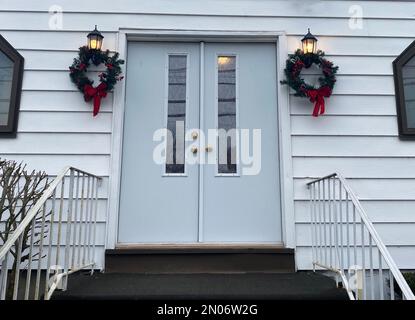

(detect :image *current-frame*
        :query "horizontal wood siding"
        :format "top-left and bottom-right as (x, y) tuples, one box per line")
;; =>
(0, 0), (414, 269)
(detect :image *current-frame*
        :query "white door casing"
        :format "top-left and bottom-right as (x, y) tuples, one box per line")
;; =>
(107, 30), (294, 249)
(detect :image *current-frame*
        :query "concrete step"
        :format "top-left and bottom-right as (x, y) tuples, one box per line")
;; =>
(52, 272), (348, 300)
(105, 247), (296, 273)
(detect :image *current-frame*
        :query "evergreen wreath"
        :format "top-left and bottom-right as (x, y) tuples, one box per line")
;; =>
(281, 49), (338, 117)
(69, 46), (124, 116)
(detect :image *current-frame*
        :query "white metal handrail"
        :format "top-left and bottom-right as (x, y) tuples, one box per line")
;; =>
(0, 166), (102, 300)
(307, 173), (415, 300)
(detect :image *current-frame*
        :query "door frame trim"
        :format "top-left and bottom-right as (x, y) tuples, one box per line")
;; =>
(106, 28), (295, 250)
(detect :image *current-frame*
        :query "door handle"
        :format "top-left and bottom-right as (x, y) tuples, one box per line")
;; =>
(191, 146), (198, 154)
(205, 145), (213, 152)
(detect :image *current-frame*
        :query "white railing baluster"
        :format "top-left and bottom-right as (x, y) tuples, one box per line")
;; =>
(353, 206), (357, 275)
(361, 217), (366, 300)
(92, 177), (99, 272)
(310, 184), (316, 270)
(55, 179), (65, 269)
(369, 235), (374, 300)
(87, 178), (95, 265)
(307, 173), (415, 300)
(77, 174), (85, 266)
(0, 252), (9, 299)
(25, 218), (36, 300)
(332, 177), (339, 273)
(44, 189), (56, 299)
(71, 172), (80, 270)
(390, 270), (395, 300)
(317, 182), (324, 262)
(339, 180), (344, 273)
(379, 250), (384, 300)
(322, 180), (332, 267)
(345, 193), (350, 278)
(12, 233), (24, 300)
(34, 203), (47, 300)
(82, 176), (91, 265)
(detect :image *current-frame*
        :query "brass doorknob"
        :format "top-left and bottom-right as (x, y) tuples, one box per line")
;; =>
(205, 145), (213, 152)
(191, 146), (198, 154)
(191, 131), (198, 140)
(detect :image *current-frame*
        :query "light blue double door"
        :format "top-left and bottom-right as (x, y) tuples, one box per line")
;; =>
(118, 41), (282, 244)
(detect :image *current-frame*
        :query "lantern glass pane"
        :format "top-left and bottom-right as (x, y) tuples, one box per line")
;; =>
(88, 35), (102, 50)
(303, 39), (315, 54)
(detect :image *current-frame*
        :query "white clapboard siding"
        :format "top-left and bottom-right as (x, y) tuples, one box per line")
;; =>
(21, 50), (81, 70)
(292, 115), (398, 136)
(4, 154), (110, 176)
(0, 133), (111, 154)
(294, 179), (415, 201)
(22, 70), (105, 91)
(17, 111), (112, 133)
(1, 0), (415, 271)
(296, 223), (415, 247)
(293, 158), (415, 178)
(2, 0), (415, 19)
(290, 95), (397, 116)
(20, 91), (113, 112)
(292, 136), (415, 157)
(288, 37), (415, 57)
(296, 246), (415, 270)
(21, 50), (111, 71)
(295, 200), (415, 224)
(296, 75), (395, 95)
(323, 56), (394, 75)
(3, 12), (415, 38)
(0, 31), (117, 51)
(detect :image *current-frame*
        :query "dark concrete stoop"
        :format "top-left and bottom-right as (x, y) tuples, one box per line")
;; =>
(52, 272), (348, 300)
(52, 248), (348, 300)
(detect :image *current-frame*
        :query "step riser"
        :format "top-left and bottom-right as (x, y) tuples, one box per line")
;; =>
(105, 252), (295, 273)
(52, 272), (349, 300)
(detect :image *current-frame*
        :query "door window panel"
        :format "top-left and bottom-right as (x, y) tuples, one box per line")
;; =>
(217, 55), (237, 174)
(166, 55), (187, 174)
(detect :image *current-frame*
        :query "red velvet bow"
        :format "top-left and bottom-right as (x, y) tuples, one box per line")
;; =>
(305, 86), (332, 117)
(83, 82), (108, 116)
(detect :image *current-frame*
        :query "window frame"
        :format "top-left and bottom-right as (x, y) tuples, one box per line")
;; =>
(393, 40), (415, 139)
(0, 34), (24, 137)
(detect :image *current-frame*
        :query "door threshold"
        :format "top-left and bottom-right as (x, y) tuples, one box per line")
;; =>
(115, 243), (285, 250)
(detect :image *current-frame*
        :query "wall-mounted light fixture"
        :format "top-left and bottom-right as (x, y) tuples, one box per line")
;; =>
(301, 28), (318, 55)
(87, 25), (104, 51)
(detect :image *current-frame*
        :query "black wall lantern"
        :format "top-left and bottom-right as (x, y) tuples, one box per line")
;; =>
(87, 25), (104, 51)
(301, 28), (318, 68)
(301, 28), (318, 55)
(87, 25), (104, 65)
